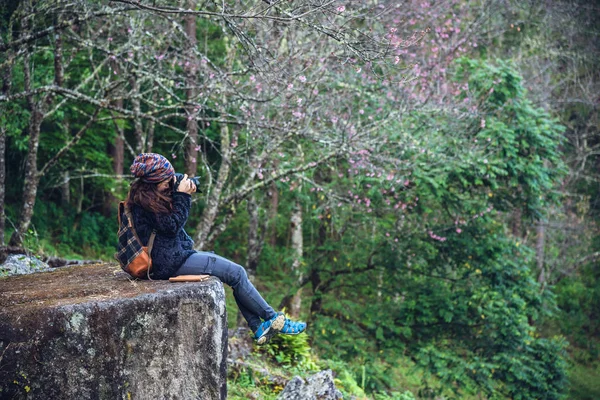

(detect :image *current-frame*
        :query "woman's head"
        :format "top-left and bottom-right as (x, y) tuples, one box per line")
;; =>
(129, 153), (175, 183)
(127, 153), (175, 213)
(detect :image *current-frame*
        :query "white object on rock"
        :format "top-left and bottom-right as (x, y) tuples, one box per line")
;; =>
(0, 254), (53, 276)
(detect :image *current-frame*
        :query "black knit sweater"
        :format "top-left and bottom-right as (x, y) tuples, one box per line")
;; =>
(128, 192), (196, 279)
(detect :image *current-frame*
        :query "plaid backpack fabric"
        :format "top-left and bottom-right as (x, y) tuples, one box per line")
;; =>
(115, 202), (156, 279)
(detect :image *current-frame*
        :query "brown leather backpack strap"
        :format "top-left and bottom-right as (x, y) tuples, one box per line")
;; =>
(123, 205), (143, 244)
(146, 230), (157, 280)
(147, 230), (157, 251)
(117, 202), (125, 226)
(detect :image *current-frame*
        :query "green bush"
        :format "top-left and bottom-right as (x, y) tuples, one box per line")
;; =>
(262, 332), (318, 371)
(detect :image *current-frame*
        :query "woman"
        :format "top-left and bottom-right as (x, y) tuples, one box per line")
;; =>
(126, 153), (306, 345)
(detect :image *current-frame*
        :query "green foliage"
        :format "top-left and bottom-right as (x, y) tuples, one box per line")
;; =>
(553, 266), (600, 363)
(261, 332), (318, 371)
(323, 361), (368, 399)
(373, 391), (416, 400)
(307, 216), (568, 397)
(26, 201), (117, 260)
(3, 2), (596, 398)
(453, 57), (567, 220)
(272, 57), (572, 398)
(568, 362), (600, 400)
(228, 365), (279, 400)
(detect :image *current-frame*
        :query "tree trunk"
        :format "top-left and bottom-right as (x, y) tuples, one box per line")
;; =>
(289, 200), (304, 318)
(0, 127), (5, 246)
(146, 90), (157, 153)
(9, 50), (42, 247)
(536, 221), (546, 286)
(130, 77), (144, 153)
(0, 31), (12, 246)
(106, 93), (125, 214)
(106, 129), (124, 214)
(193, 38), (234, 250)
(511, 207), (522, 238)
(76, 175), (84, 214)
(61, 171), (70, 208)
(9, 115), (42, 247)
(105, 56), (125, 214)
(53, 31), (64, 87)
(308, 211), (328, 322)
(193, 120), (231, 250)
(114, 132), (124, 173)
(268, 160), (279, 246)
(246, 193), (262, 280)
(239, 192), (263, 327)
(111, 98), (125, 175)
(184, 0), (198, 177)
(309, 267), (322, 320)
(108, 56), (126, 174)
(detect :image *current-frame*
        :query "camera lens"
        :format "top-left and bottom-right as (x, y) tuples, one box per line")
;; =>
(173, 173), (200, 193)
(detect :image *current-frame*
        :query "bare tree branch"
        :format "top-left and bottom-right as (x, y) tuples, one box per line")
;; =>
(37, 109), (100, 178)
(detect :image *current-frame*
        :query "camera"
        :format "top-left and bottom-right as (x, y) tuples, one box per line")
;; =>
(173, 172), (201, 193)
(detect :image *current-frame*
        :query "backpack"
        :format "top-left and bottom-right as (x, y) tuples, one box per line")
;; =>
(115, 202), (156, 279)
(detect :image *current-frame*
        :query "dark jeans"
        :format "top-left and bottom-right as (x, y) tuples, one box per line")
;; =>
(175, 251), (276, 332)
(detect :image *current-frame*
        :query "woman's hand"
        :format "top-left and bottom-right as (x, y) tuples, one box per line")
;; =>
(175, 174), (197, 194)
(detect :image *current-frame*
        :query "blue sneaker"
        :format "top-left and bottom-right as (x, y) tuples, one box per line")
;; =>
(280, 318), (307, 335)
(254, 312), (285, 345)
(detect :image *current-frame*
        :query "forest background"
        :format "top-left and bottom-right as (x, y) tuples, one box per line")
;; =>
(0, 0), (598, 399)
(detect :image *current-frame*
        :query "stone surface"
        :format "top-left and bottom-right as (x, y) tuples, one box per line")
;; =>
(0, 263), (228, 399)
(227, 327), (254, 363)
(227, 327), (289, 388)
(278, 370), (343, 400)
(0, 253), (53, 276)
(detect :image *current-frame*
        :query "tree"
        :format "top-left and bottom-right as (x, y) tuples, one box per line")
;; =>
(287, 58), (568, 397)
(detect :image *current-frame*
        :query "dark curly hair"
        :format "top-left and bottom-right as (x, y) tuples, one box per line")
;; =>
(126, 179), (173, 214)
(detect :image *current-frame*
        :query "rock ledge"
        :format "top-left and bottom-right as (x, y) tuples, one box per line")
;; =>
(0, 263), (227, 399)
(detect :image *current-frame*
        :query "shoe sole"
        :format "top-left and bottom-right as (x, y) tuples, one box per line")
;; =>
(256, 314), (285, 345)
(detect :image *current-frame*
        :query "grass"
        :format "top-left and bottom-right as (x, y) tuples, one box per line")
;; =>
(568, 362), (600, 400)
